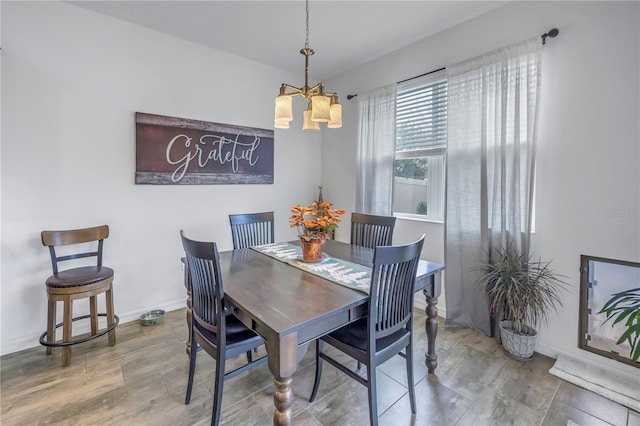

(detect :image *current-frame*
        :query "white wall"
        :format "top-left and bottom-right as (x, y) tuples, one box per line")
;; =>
(322, 0), (639, 377)
(2, 2), (638, 379)
(0, 1), (322, 355)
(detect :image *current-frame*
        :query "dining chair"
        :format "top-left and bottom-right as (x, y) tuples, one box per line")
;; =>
(309, 235), (425, 426)
(228, 211), (275, 249)
(40, 225), (119, 367)
(350, 212), (397, 249)
(180, 231), (267, 426)
(350, 212), (398, 369)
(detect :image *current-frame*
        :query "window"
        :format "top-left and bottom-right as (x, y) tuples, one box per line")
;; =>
(393, 69), (447, 221)
(578, 255), (640, 367)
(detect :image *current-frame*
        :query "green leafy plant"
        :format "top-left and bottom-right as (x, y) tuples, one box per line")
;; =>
(477, 244), (568, 335)
(394, 158), (428, 179)
(416, 201), (428, 215)
(599, 287), (640, 362)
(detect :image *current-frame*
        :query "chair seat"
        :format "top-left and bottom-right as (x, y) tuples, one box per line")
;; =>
(327, 317), (409, 352)
(194, 311), (263, 347)
(45, 266), (114, 288)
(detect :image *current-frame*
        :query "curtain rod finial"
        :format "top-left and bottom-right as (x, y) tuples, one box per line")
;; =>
(542, 28), (559, 45)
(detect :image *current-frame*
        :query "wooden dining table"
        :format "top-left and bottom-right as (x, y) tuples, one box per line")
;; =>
(183, 239), (445, 426)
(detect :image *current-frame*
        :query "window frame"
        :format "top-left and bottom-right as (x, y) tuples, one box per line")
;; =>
(393, 70), (447, 223)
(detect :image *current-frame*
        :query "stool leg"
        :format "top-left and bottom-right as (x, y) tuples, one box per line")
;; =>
(106, 285), (116, 346)
(46, 298), (56, 355)
(89, 295), (98, 335)
(62, 298), (73, 367)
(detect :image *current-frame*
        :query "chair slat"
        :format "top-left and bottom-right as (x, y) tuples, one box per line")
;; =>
(351, 213), (396, 249)
(229, 212), (275, 249)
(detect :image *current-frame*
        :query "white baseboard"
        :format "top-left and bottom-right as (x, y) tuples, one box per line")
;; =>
(0, 299), (186, 356)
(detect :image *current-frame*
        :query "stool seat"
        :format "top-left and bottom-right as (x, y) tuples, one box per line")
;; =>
(46, 266), (114, 288)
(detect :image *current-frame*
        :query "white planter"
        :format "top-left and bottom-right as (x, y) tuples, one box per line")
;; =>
(499, 320), (537, 361)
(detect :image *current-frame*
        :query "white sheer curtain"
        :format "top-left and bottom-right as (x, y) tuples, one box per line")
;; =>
(356, 84), (397, 215)
(445, 38), (542, 334)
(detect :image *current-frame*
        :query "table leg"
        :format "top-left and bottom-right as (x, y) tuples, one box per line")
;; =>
(423, 289), (438, 374)
(265, 332), (298, 426)
(273, 377), (293, 425)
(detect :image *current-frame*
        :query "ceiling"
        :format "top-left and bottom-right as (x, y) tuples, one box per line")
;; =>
(69, 1), (507, 81)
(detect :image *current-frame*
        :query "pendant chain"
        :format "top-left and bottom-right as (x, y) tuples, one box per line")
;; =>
(304, 0), (310, 49)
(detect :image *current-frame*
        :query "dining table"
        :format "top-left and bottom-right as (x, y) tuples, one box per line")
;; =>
(182, 239), (445, 426)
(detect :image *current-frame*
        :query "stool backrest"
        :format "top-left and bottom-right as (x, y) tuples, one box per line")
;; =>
(41, 225), (109, 274)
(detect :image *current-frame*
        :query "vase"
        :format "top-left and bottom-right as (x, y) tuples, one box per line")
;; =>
(300, 236), (326, 261)
(499, 320), (537, 361)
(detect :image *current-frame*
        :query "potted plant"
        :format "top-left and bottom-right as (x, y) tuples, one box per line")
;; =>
(477, 244), (567, 360)
(599, 287), (640, 362)
(289, 201), (345, 261)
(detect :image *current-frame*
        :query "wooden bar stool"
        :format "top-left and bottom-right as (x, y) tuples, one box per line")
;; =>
(40, 225), (119, 367)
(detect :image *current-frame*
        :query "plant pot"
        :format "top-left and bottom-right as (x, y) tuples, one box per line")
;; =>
(499, 320), (537, 361)
(300, 236), (326, 261)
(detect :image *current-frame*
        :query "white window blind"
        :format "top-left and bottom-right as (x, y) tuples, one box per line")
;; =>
(396, 69), (447, 155)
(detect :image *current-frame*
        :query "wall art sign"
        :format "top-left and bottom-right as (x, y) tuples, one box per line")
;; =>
(135, 112), (274, 185)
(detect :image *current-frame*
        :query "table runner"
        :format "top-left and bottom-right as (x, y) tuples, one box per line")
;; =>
(251, 242), (371, 294)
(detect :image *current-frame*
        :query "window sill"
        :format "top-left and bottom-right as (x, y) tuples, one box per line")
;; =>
(393, 213), (444, 225)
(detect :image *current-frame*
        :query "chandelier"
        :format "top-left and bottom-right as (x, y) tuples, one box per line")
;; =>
(274, 0), (342, 130)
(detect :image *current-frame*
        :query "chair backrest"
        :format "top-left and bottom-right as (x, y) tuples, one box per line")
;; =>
(350, 213), (396, 249)
(41, 225), (109, 274)
(229, 211), (275, 249)
(180, 230), (225, 342)
(368, 235), (425, 340)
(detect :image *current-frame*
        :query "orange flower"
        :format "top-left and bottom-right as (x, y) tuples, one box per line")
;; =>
(290, 199), (346, 240)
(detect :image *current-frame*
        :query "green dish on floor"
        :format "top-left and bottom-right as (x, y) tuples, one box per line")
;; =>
(139, 310), (165, 326)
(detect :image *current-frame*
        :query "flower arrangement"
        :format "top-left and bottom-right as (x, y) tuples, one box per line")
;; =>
(289, 201), (346, 241)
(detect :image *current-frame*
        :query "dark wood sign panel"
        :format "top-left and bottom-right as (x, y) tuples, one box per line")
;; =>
(135, 112), (274, 185)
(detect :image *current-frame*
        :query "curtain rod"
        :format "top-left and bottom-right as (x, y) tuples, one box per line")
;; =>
(347, 66), (445, 100)
(397, 66), (446, 85)
(347, 27), (559, 100)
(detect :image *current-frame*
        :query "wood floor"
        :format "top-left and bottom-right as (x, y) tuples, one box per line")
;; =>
(1, 307), (637, 425)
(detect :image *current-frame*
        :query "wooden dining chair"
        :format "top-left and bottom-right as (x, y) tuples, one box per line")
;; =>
(40, 225), (119, 367)
(350, 212), (397, 249)
(180, 231), (267, 426)
(228, 211), (275, 249)
(309, 235), (425, 426)
(350, 212), (398, 369)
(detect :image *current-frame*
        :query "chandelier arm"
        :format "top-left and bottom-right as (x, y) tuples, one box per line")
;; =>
(280, 84), (305, 96)
(280, 83), (324, 99)
(307, 83), (323, 96)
